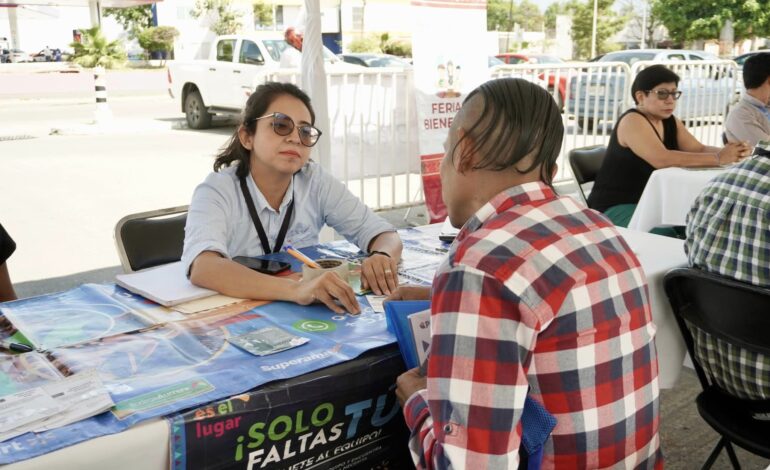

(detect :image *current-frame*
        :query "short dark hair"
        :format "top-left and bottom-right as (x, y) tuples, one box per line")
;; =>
(631, 65), (680, 104)
(453, 78), (564, 185)
(743, 53), (770, 89)
(213, 82), (315, 179)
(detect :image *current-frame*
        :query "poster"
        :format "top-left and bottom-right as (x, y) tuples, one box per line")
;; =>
(411, 0), (489, 222)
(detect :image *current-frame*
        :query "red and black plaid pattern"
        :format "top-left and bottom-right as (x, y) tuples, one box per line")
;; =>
(404, 182), (662, 469)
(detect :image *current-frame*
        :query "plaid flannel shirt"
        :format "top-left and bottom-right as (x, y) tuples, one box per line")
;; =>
(404, 182), (662, 469)
(685, 156), (770, 400)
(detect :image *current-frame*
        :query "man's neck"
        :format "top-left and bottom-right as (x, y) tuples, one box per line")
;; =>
(747, 88), (769, 106)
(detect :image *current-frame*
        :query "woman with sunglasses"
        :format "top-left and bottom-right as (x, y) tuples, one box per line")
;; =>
(182, 82), (402, 314)
(587, 64), (752, 234)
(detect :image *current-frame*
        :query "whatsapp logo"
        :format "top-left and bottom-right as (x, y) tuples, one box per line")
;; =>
(293, 320), (336, 333)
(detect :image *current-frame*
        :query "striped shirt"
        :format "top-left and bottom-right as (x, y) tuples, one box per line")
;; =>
(404, 182), (662, 469)
(685, 156), (770, 400)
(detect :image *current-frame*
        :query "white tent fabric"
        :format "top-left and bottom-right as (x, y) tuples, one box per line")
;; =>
(300, 0), (331, 170)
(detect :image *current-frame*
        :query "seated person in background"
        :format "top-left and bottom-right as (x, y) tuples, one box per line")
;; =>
(725, 52), (770, 147)
(587, 64), (750, 231)
(0, 223), (18, 303)
(183, 82), (402, 314)
(280, 27), (303, 68)
(685, 153), (770, 400)
(394, 78), (662, 468)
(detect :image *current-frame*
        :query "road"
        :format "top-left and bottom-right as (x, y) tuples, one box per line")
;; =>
(1, 95), (237, 286)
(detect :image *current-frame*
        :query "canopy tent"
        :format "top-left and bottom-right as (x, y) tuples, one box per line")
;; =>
(300, 0), (330, 170)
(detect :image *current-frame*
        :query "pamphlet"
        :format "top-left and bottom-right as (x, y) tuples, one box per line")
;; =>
(407, 310), (431, 367)
(365, 295), (387, 313)
(228, 327), (309, 356)
(0, 387), (61, 442)
(35, 369), (115, 431)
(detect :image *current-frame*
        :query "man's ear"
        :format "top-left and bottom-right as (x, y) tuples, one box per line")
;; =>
(454, 128), (476, 173)
(237, 125), (253, 150)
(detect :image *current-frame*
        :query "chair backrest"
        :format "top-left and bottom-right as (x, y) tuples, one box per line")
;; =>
(114, 206), (189, 273)
(568, 145), (606, 205)
(664, 268), (770, 391)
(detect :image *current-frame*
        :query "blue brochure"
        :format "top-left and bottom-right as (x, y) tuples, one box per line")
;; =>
(384, 300), (431, 369)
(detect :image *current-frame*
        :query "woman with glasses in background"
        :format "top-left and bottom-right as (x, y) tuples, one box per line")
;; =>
(587, 65), (751, 235)
(183, 82), (402, 314)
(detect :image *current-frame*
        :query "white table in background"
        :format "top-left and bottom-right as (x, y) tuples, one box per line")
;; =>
(627, 167), (725, 232)
(616, 227), (688, 388)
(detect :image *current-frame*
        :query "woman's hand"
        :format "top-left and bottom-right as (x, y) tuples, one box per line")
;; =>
(294, 272), (361, 314)
(718, 141), (752, 164)
(361, 253), (399, 296)
(385, 285), (431, 302)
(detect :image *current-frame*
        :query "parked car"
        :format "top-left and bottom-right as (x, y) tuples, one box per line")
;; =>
(488, 55), (504, 68)
(8, 49), (32, 63)
(0, 49), (9, 63)
(32, 48), (62, 62)
(338, 53), (412, 69)
(568, 49), (736, 129)
(733, 49), (770, 66)
(168, 33), (364, 129)
(496, 53), (568, 108)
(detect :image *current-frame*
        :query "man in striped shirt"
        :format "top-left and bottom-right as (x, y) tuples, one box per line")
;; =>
(394, 78), (662, 469)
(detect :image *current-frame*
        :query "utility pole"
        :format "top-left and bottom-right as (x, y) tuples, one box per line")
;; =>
(640, 0), (647, 49)
(590, 0), (598, 58)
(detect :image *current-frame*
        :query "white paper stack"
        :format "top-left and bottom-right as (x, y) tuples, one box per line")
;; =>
(0, 369), (115, 442)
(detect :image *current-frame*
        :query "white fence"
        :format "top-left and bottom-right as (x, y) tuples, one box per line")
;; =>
(259, 59), (739, 211)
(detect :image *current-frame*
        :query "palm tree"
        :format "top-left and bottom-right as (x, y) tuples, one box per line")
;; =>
(69, 27), (127, 69)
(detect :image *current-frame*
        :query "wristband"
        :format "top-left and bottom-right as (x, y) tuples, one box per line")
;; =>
(367, 250), (391, 258)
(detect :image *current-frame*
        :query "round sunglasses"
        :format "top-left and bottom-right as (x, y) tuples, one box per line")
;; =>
(251, 112), (322, 147)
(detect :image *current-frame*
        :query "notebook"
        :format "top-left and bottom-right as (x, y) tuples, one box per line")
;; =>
(115, 261), (216, 307)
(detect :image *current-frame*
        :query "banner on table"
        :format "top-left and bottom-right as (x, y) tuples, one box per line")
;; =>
(170, 346), (414, 470)
(411, 0), (488, 223)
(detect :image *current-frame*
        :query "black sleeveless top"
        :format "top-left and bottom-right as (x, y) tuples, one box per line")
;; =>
(587, 109), (679, 212)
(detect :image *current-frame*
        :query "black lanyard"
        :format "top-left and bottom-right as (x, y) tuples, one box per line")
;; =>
(239, 176), (294, 254)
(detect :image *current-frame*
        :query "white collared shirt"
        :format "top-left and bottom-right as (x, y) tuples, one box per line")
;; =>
(182, 161), (395, 274)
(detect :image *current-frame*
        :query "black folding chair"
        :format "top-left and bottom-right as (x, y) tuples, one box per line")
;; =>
(114, 206), (188, 272)
(567, 145), (606, 206)
(664, 268), (770, 469)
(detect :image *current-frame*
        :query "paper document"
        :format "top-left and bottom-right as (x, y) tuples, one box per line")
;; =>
(35, 369), (114, 431)
(365, 295), (387, 313)
(0, 387), (61, 442)
(408, 310), (431, 366)
(116, 262), (216, 307)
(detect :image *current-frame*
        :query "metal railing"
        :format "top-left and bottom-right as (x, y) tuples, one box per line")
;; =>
(258, 59), (739, 210)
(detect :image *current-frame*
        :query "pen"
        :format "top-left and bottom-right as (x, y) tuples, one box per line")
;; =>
(283, 245), (321, 269)
(0, 339), (33, 353)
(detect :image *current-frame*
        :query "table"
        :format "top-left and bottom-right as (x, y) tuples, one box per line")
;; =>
(2, 226), (688, 469)
(627, 167), (725, 232)
(616, 227), (688, 388)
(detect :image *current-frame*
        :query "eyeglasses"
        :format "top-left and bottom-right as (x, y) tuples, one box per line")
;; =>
(646, 89), (682, 100)
(252, 112), (322, 147)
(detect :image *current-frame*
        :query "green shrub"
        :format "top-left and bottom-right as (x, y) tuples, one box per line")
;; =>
(348, 35), (382, 53)
(69, 27), (127, 69)
(137, 26), (179, 55)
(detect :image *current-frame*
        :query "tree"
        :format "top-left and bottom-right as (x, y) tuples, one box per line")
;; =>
(487, 0), (544, 32)
(651, 0), (770, 45)
(617, 0), (662, 48)
(137, 26), (179, 63)
(570, 0), (624, 59)
(190, 0), (243, 35)
(69, 26), (127, 69)
(544, 0), (579, 34)
(103, 5), (153, 39)
(252, 0), (273, 29)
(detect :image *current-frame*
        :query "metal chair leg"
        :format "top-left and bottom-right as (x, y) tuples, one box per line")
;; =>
(702, 437), (726, 470)
(724, 440), (741, 470)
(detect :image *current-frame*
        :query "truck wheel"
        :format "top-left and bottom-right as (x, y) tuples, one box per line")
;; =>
(185, 90), (212, 130)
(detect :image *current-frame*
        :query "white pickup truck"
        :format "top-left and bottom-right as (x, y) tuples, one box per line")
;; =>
(167, 33), (362, 129)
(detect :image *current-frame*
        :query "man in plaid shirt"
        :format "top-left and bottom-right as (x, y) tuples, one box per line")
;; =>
(394, 78), (662, 468)
(685, 155), (770, 400)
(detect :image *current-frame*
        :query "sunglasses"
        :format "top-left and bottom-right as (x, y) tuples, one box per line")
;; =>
(252, 112), (322, 147)
(646, 89), (682, 100)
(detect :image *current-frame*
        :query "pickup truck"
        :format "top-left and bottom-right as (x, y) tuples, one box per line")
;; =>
(168, 33), (362, 129)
